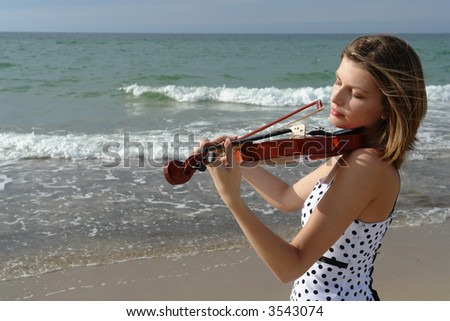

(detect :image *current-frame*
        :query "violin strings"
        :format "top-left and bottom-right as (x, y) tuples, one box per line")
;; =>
(239, 100), (322, 140)
(199, 101), (325, 154)
(275, 106), (324, 132)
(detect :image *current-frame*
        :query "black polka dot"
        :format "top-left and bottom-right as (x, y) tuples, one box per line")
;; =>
(291, 178), (392, 301)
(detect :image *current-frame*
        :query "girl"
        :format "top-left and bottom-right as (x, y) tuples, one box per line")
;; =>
(200, 34), (427, 301)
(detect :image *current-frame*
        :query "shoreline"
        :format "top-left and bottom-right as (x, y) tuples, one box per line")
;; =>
(1, 220), (449, 301)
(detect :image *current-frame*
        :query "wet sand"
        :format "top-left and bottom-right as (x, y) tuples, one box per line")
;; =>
(1, 220), (449, 301)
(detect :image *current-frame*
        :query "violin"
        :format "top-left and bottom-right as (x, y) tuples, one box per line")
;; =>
(164, 100), (365, 185)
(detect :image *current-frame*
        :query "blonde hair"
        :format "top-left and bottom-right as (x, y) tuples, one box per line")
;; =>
(342, 34), (427, 168)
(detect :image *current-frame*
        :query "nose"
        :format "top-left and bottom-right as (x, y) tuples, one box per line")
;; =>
(331, 84), (345, 106)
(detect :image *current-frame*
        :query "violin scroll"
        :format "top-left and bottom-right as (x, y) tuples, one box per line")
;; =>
(164, 159), (196, 185)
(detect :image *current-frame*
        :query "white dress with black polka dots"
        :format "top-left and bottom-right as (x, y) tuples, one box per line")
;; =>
(290, 178), (393, 301)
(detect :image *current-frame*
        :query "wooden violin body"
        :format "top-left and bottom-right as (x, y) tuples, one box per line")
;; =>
(164, 129), (364, 185)
(234, 130), (363, 163)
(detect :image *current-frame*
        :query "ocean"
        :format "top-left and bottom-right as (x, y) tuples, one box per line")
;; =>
(0, 32), (449, 283)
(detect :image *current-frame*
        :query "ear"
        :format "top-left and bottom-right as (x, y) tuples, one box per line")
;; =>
(381, 108), (389, 120)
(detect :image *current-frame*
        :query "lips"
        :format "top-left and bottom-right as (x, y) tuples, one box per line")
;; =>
(330, 107), (344, 117)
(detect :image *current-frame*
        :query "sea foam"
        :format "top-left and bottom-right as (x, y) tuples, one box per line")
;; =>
(0, 131), (186, 162)
(120, 84), (333, 106)
(120, 84), (450, 105)
(1, 84), (449, 161)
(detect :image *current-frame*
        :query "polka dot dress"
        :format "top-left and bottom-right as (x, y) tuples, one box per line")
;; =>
(290, 178), (393, 301)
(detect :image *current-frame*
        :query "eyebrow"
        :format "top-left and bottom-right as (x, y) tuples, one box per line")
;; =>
(335, 73), (370, 94)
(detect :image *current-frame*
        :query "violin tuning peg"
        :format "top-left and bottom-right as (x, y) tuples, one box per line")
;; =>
(290, 124), (306, 138)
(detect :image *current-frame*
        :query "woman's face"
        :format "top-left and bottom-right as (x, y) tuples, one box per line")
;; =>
(329, 57), (386, 129)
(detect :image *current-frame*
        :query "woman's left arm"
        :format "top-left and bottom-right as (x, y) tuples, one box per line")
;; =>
(206, 139), (304, 282)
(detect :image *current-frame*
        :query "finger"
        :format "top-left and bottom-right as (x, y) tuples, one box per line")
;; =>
(193, 137), (209, 154)
(205, 135), (230, 166)
(211, 135), (228, 144)
(195, 135), (228, 154)
(207, 138), (230, 169)
(224, 137), (236, 168)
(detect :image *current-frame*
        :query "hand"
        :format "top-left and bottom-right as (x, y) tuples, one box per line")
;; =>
(204, 137), (243, 206)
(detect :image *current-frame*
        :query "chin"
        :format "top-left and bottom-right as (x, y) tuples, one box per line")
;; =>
(328, 116), (351, 129)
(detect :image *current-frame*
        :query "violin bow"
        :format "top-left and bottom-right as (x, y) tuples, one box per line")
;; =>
(198, 99), (324, 154)
(165, 100), (323, 182)
(239, 100), (324, 140)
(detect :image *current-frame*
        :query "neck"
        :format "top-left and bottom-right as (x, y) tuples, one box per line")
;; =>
(361, 121), (388, 151)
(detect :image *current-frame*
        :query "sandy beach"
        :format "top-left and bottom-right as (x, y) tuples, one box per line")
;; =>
(1, 219), (449, 301)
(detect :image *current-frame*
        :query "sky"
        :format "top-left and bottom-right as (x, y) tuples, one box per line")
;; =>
(0, 0), (449, 34)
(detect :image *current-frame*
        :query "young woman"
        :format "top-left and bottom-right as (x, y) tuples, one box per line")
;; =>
(200, 34), (427, 301)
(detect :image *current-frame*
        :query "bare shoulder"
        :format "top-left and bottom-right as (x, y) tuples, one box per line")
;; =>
(289, 149), (399, 265)
(333, 148), (400, 222)
(340, 148), (397, 178)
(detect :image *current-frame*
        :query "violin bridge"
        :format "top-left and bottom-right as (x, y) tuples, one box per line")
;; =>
(290, 124), (306, 138)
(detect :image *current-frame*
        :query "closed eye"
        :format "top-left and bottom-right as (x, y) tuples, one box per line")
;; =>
(334, 76), (342, 86)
